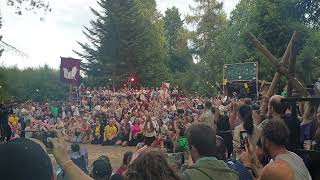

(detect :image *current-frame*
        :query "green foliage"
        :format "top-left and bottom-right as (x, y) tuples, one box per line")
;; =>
(206, 0), (320, 85)
(164, 7), (192, 73)
(1, 0), (319, 100)
(75, 0), (170, 87)
(6, 0), (51, 15)
(185, 0), (227, 96)
(296, 29), (320, 83)
(180, 0), (320, 96)
(0, 65), (68, 102)
(296, 0), (320, 27)
(0, 16), (3, 58)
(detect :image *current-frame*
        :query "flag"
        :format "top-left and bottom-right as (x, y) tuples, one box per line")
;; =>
(60, 57), (81, 86)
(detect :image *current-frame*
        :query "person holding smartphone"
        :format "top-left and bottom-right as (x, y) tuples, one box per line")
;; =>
(233, 105), (260, 159)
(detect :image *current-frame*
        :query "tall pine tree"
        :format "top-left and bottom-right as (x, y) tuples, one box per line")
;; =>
(75, 0), (170, 87)
(0, 16), (3, 57)
(186, 0), (227, 95)
(164, 7), (192, 73)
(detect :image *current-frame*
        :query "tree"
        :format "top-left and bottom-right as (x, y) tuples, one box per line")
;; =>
(6, 0), (51, 15)
(164, 7), (192, 73)
(296, 29), (320, 83)
(164, 7), (183, 50)
(187, 0), (227, 56)
(296, 0), (320, 27)
(186, 0), (227, 96)
(0, 65), (68, 102)
(209, 0), (320, 84)
(75, 0), (170, 87)
(0, 16), (3, 58)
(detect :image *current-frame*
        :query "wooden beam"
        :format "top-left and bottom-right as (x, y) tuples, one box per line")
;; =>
(251, 32), (295, 114)
(287, 32), (301, 97)
(246, 32), (280, 67)
(247, 32), (309, 114)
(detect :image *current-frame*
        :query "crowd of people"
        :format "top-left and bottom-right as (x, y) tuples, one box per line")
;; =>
(1, 85), (320, 180)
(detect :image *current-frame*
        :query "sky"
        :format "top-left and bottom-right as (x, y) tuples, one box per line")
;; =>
(0, 0), (239, 69)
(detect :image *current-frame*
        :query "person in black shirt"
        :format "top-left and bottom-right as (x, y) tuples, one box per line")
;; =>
(268, 95), (300, 151)
(0, 104), (11, 142)
(216, 108), (233, 158)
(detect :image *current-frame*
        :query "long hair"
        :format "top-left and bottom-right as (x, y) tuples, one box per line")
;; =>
(122, 151), (133, 167)
(143, 116), (155, 132)
(125, 151), (181, 180)
(239, 105), (254, 135)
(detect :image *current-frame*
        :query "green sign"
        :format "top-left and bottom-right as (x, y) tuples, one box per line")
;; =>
(224, 62), (257, 81)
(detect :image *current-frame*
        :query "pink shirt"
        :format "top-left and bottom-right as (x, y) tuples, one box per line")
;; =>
(131, 124), (141, 135)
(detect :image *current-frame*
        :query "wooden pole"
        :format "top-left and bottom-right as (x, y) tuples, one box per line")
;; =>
(287, 33), (301, 97)
(254, 32), (295, 114)
(247, 32), (309, 114)
(246, 33), (282, 68)
(69, 84), (72, 102)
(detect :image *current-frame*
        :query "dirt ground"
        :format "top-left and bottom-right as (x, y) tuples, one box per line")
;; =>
(50, 144), (189, 173)
(50, 144), (136, 172)
(83, 144), (136, 169)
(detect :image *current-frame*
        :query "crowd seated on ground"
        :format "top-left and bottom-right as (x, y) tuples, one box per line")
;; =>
(1, 85), (320, 180)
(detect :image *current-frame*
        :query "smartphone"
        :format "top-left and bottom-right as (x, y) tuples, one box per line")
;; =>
(240, 130), (248, 150)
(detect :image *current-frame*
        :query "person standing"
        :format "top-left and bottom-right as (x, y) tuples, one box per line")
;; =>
(0, 104), (11, 142)
(241, 120), (311, 180)
(182, 123), (239, 180)
(199, 101), (216, 128)
(267, 95), (300, 151)
(233, 105), (260, 159)
(216, 136), (253, 180)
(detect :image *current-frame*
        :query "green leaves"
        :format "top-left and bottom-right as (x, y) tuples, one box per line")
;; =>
(76, 0), (170, 87)
(0, 66), (68, 102)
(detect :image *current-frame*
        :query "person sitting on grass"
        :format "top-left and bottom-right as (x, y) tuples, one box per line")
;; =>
(128, 118), (142, 146)
(103, 119), (118, 146)
(70, 143), (88, 174)
(116, 122), (131, 147)
(91, 121), (101, 144)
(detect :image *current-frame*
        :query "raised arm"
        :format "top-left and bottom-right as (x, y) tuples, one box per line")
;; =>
(49, 131), (93, 180)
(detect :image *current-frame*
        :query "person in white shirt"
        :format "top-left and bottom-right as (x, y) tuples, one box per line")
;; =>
(142, 115), (157, 146)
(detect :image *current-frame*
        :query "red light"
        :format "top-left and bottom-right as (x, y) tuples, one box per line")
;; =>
(131, 78), (135, 82)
